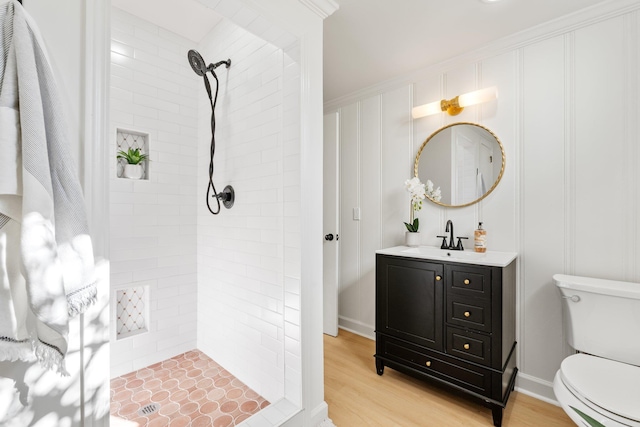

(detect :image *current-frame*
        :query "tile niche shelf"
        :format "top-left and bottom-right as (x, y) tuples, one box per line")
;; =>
(116, 286), (148, 340)
(116, 128), (149, 180)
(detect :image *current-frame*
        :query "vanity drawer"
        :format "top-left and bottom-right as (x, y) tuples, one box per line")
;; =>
(447, 265), (491, 298)
(447, 297), (492, 333)
(379, 336), (491, 395)
(446, 327), (492, 366)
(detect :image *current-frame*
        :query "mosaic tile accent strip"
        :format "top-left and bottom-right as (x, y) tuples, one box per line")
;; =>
(116, 287), (147, 339)
(110, 349), (269, 426)
(116, 129), (149, 179)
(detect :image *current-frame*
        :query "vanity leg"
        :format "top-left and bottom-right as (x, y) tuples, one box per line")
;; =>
(375, 359), (384, 376)
(491, 405), (503, 427)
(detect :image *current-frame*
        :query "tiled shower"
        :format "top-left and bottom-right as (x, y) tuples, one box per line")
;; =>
(109, 3), (301, 424)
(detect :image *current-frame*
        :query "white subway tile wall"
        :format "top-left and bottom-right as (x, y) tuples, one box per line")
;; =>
(282, 45), (302, 406)
(109, 7), (199, 377)
(196, 19), (299, 404)
(109, 6), (300, 406)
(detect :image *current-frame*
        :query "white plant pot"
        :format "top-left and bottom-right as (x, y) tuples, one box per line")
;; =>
(405, 231), (421, 247)
(123, 164), (143, 179)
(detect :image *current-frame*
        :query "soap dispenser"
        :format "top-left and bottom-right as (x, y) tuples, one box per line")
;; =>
(474, 222), (486, 253)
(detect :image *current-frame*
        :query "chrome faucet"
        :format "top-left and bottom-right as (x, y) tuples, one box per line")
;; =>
(438, 220), (467, 251)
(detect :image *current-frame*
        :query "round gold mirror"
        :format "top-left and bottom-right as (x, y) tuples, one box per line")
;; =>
(414, 123), (505, 208)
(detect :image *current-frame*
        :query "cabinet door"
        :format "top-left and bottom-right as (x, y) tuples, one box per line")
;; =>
(376, 256), (444, 351)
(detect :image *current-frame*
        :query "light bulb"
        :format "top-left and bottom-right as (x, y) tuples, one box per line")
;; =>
(411, 101), (442, 119)
(457, 86), (498, 108)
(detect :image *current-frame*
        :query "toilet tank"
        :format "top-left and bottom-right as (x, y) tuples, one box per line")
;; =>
(554, 274), (640, 367)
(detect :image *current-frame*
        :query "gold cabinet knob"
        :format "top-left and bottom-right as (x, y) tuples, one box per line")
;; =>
(425, 361), (431, 367)
(463, 343), (470, 350)
(464, 279), (470, 285)
(464, 311), (471, 318)
(435, 275), (442, 281)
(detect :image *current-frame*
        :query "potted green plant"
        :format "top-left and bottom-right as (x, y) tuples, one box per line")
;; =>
(117, 147), (148, 179)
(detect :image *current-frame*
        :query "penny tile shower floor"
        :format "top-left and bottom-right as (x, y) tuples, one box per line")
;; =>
(110, 350), (269, 426)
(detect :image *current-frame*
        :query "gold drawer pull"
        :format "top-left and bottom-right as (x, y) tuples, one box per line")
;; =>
(464, 279), (470, 285)
(435, 275), (442, 281)
(464, 311), (471, 318)
(425, 361), (431, 367)
(463, 343), (470, 350)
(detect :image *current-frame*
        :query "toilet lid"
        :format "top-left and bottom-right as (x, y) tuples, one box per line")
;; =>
(561, 354), (640, 423)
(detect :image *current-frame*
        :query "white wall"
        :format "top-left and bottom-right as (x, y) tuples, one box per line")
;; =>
(325, 1), (640, 402)
(109, 7), (199, 377)
(195, 18), (300, 405)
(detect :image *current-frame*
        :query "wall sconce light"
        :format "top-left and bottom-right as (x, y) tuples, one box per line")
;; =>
(411, 86), (498, 119)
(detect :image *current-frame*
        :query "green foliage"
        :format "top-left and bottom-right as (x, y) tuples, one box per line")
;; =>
(403, 218), (419, 233)
(570, 407), (606, 427)
(117, 147), (149, 165)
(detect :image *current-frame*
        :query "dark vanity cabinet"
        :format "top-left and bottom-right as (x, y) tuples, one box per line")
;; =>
(375, 253), (517, 427)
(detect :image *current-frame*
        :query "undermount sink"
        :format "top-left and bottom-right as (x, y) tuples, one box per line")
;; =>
(376, 245), (517, 267)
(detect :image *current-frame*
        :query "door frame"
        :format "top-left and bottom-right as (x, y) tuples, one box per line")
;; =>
(323, 112), (340, 336)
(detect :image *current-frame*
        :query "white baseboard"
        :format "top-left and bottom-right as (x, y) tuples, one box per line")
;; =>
(316, 418), (337, 427)
(279, 400), (329, 427)
(337, 317), (374, 340)
(309, 401), (330, 426)
(515, 372), (559, 405)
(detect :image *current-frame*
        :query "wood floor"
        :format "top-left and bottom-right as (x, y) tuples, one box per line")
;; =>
(324, 330), (575, 427)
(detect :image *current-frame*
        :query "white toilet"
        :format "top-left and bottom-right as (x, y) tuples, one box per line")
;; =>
(553, 274), (640, 426)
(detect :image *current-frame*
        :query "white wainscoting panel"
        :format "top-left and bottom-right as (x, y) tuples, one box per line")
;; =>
(359, 96), (382, 330)
(338, 103), (361, 327)
(478, 51), (518, 252)
(380, 85), (413, 251)
(521, 34), (568, 383)
(574, 18), (627, 279)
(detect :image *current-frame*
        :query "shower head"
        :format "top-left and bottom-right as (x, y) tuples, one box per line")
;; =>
(188, 49), (207, 76)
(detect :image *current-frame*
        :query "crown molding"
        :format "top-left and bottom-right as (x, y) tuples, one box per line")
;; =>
(324, 0), (640, 112)
(298, 0), (339, 19)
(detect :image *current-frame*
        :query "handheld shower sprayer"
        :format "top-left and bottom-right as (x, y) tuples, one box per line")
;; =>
(187, 49), (207, 76)
(187, 49), (233, 215)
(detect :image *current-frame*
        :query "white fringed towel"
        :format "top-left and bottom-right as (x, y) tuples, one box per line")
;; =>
(0, 0), (96, 375)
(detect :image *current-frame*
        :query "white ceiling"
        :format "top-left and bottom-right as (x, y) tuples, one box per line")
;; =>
(323, 0), (607, 102)
(111, 0), (608, 103)
(111, 0), (223, 42)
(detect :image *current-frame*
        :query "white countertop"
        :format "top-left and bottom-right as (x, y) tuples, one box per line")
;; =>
(376, 245), (517, 267)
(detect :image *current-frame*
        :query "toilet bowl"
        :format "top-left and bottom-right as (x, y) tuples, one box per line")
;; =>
(553, 274), (640, 427)
(553, 354), (640, 426)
